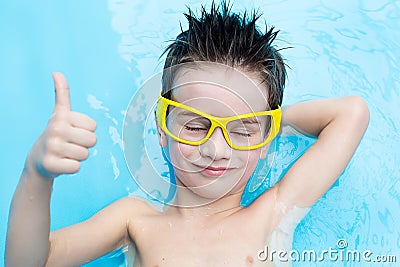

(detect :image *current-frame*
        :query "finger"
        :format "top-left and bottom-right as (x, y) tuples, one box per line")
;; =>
(55, 158), (81, 174)
(66, 127), (97, 148)
(70, 111), (97, 132)
(61, 143), (90, 161)
(43, 156), (80, 176)
(53, 72), (71, 112)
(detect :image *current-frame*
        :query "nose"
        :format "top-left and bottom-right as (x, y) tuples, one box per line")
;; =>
(199, 127), (231, 160)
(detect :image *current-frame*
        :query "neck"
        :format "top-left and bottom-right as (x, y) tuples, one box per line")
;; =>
(168, 180), (245, 221)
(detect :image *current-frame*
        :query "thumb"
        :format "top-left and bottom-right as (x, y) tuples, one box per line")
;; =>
(52, 72), (71, 112)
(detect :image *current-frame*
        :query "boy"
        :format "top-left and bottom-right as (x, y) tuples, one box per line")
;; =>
(5, 2), (369, 266)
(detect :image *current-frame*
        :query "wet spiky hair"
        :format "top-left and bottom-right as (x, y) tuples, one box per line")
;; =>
(161, 1), (287, 109)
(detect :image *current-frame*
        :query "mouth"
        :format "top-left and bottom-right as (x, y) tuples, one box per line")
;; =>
(194, 164), (233, 177)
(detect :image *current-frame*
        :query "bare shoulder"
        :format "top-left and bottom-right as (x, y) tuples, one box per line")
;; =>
(115, 196), (162, 219)
(117, 196), (164, 240)
(103, 196), (160, 227)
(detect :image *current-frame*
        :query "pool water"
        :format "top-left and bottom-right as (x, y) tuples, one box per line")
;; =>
(1, 0), (399, 266)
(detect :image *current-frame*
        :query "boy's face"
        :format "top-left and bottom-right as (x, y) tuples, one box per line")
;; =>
(158, 63), (271, 202)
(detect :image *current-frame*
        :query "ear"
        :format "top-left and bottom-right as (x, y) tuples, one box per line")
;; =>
(156, 120), (168, 147)
(259, 144), (270, 159)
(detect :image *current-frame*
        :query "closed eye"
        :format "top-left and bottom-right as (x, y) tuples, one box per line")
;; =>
(234, 133), (251, 137)
(230, 130), (253, 137)
(184, 125), (208, 132)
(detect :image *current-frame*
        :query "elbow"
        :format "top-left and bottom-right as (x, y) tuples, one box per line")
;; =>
(346, 96), (370, 131)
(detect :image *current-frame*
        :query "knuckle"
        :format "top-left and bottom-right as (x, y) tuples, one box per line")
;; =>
(81, 148), (90, 160)
(51, 111), (68, 124)
(88, 133), (97, 147)
(91, 134), (97, 146)
(51, 120), (67, 136)
(42, 155), (55, 172)
(72, 161), (81, 173)
(46, 136), (62, 154)
(91, 119), (97, 131)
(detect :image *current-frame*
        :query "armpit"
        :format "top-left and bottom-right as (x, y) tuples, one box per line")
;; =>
(268, 201), (310, 266)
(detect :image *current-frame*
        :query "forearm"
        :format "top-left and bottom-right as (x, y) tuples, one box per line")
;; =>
(276, 96), (369, 207)
(5, 73), (97, 266)
(5, 161), (53, 267)
(282, 96), (369, 137)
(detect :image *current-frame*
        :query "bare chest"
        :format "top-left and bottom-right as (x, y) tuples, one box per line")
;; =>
(130, 215), (274, 267)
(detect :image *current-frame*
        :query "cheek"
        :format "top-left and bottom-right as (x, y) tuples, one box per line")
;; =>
(177, 142), (196, 159)
(168, 140), (199, 167)
(237, 150), (261, 172)
(231, 150), (262, 190)
(247, 151), (262, 169)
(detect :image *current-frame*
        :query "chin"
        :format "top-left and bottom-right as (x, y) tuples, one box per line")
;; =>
(184, 176), (249, 200)
(189, 186), (231, 201)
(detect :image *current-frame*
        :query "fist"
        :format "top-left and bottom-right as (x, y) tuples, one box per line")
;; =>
(28, 73), (97, 179)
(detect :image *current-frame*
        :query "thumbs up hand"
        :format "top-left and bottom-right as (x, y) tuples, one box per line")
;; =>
(27, 73), (97, 179)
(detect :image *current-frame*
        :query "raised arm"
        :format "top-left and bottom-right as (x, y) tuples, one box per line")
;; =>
(275, 96), (370, 208)
(5, 73), (130, 266)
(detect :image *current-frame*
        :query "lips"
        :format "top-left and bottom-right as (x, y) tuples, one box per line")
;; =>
(194, 164), (232, 177)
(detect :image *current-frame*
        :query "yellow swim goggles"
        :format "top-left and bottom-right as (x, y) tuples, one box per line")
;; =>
(156, 95), (281, 151)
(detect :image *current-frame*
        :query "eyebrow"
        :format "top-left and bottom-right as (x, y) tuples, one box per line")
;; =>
(180, 110), (199, 115)
(173, 109), (204, 118)
(239, 117), (260, 124)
